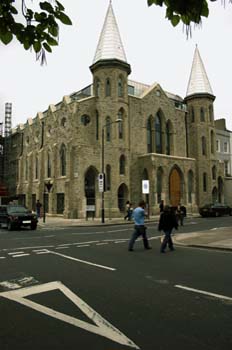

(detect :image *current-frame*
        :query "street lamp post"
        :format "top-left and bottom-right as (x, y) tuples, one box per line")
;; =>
(43, 180), (53, 223)
(101, 118), (122, 224)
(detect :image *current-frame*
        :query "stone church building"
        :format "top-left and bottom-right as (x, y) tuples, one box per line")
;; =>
(3, 2), (225, 218)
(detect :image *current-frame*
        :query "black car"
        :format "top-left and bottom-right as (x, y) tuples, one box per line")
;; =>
(0, 205), (38, 230)
(199, 203), (232, 217)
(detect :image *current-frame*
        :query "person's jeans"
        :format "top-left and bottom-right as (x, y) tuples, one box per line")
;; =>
(128, 225), (149, 250)
(160, 229), (174, 252)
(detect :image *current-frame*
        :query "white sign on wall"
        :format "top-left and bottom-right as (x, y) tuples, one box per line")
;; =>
(142, 180), (149, 194)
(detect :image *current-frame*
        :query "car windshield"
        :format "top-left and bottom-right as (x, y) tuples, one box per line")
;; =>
(7, 206), (30, 214)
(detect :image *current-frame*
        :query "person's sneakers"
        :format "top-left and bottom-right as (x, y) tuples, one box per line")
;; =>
(128, 248), (134, 251)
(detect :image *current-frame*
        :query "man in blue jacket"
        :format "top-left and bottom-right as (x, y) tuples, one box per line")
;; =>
(128, 200), (152, 251)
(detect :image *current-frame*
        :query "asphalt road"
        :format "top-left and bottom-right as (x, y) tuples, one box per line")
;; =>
(0, 216), (232, 350)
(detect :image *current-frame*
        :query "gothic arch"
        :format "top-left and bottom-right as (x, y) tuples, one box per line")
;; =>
(212, 186), (218, 203)
(117, 183), (129, 212)
(166, 119), (173, 155)
(218, 176), (223, 203)
(84, 166), (98, 206)
(169, 165), (184, 207)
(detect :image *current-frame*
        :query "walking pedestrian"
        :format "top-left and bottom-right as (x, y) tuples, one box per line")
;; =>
(124, 201), (132, 221)
(128, 200), (152, 251)
(176, 203), (186, 226)
(159, 200), (164, 213)
(158, 205), (178, 253)
(36, 200), (42, 219)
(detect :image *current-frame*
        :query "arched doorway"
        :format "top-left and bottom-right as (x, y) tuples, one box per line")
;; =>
(212, 187), (218, 203)
(169, 167), (182, 207)
(84, 167), (97, 206)
(117, 183), (129, 212)
(218, 177), (223, 203)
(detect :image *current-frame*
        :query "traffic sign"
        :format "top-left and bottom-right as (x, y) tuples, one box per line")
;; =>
(98, 173), (105, 192)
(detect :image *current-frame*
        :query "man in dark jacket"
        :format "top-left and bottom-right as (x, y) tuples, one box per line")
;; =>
(158, 205), (178, 253)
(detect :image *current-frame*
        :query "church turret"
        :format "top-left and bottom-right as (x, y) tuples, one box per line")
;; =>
(89, 1), (131, 101)
(185, 46), (222, 206)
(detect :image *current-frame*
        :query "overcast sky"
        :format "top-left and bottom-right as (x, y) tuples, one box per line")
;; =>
(0, 0), (232, 131)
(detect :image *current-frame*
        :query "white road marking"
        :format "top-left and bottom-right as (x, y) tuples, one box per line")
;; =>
(0, 281), (21, 289)
(8, 251), (24, 255)
(0, 281), (139, 349)
(175, 284), (232, 301)
(48, 250), (116, 271)
(12, 254), (30, 258)
(0, 257), (6, 259)
(35, 251), (50, 255)
(107, 229), (129, 233)
(114, 241), (126, 244)
(32, 249), (49, 252)
(96, 243), (108, 246)
(55, 247), (70, 250)
(76, 245), (90, 248)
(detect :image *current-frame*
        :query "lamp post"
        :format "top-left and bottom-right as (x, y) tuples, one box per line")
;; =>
(101, 118), (122, 223)
(43, 180), (53, 223)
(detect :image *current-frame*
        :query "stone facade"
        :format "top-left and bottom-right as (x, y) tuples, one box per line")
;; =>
(2, 3), (226, 217)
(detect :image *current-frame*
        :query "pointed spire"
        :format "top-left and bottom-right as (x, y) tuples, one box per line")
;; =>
(92, 1), (127, 64)
(186, 45), (213, 97)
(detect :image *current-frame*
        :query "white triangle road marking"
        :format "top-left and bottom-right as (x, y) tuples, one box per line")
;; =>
(0, 281), (140, 349)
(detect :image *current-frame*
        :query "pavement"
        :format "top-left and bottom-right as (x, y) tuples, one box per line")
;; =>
(37, 215), (232, 252)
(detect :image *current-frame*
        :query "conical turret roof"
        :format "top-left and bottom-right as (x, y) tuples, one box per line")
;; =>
(92, 1), (127, 64)
(186, 46), (213, 97)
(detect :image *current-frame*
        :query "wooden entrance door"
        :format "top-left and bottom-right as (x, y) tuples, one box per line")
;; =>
(170, 168), (181, 207)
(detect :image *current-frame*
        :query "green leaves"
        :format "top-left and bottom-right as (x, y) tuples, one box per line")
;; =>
(0, 30), (13, 44)
(147, 0), (213, 29)
(0, 0), (72, 64)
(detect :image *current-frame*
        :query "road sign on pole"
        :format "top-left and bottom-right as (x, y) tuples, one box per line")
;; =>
(98, 173), (104, 192)
(142, 180), (149, 194)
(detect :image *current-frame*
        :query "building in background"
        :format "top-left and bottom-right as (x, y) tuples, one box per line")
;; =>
(215, 118), (232, 205)
(2, 2), (226, 218)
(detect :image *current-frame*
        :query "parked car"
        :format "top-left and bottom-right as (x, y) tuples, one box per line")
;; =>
(0, 205), (38, 230)
(199, 203), (232, 217)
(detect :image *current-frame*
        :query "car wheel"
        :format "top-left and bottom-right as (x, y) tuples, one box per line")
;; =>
(31, 223), (37, 230)
(7, 221), (13, 231)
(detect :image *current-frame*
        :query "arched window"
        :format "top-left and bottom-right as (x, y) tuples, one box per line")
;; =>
(95, 78), (100, 97)
(166, 120), (171, 155)
(188, 170), (193, 203)
(118, 110), (123, 139)
(203, 172), (207, 192)
(105, 78), (111, 97)
(106, 164), (111, 191)
(47, 151), (51, 178)
(119, 155), (125, 175)
(155, 113), (162, 153)
(106, 116), (111, 142)
(35, 155), (39, 179)
(60, 144), (66, 176)
(147, 116), (152, 153)
(118, 77), (123, 97)
(209, 104), (214, 122)
(200, 107), (205, 122)
(190, 106), (195, 122)
(202, 136), (206, 156)
(212, 165), (216, 180)
(96, 110), (99, 140)
(210, 130), (214, 154)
